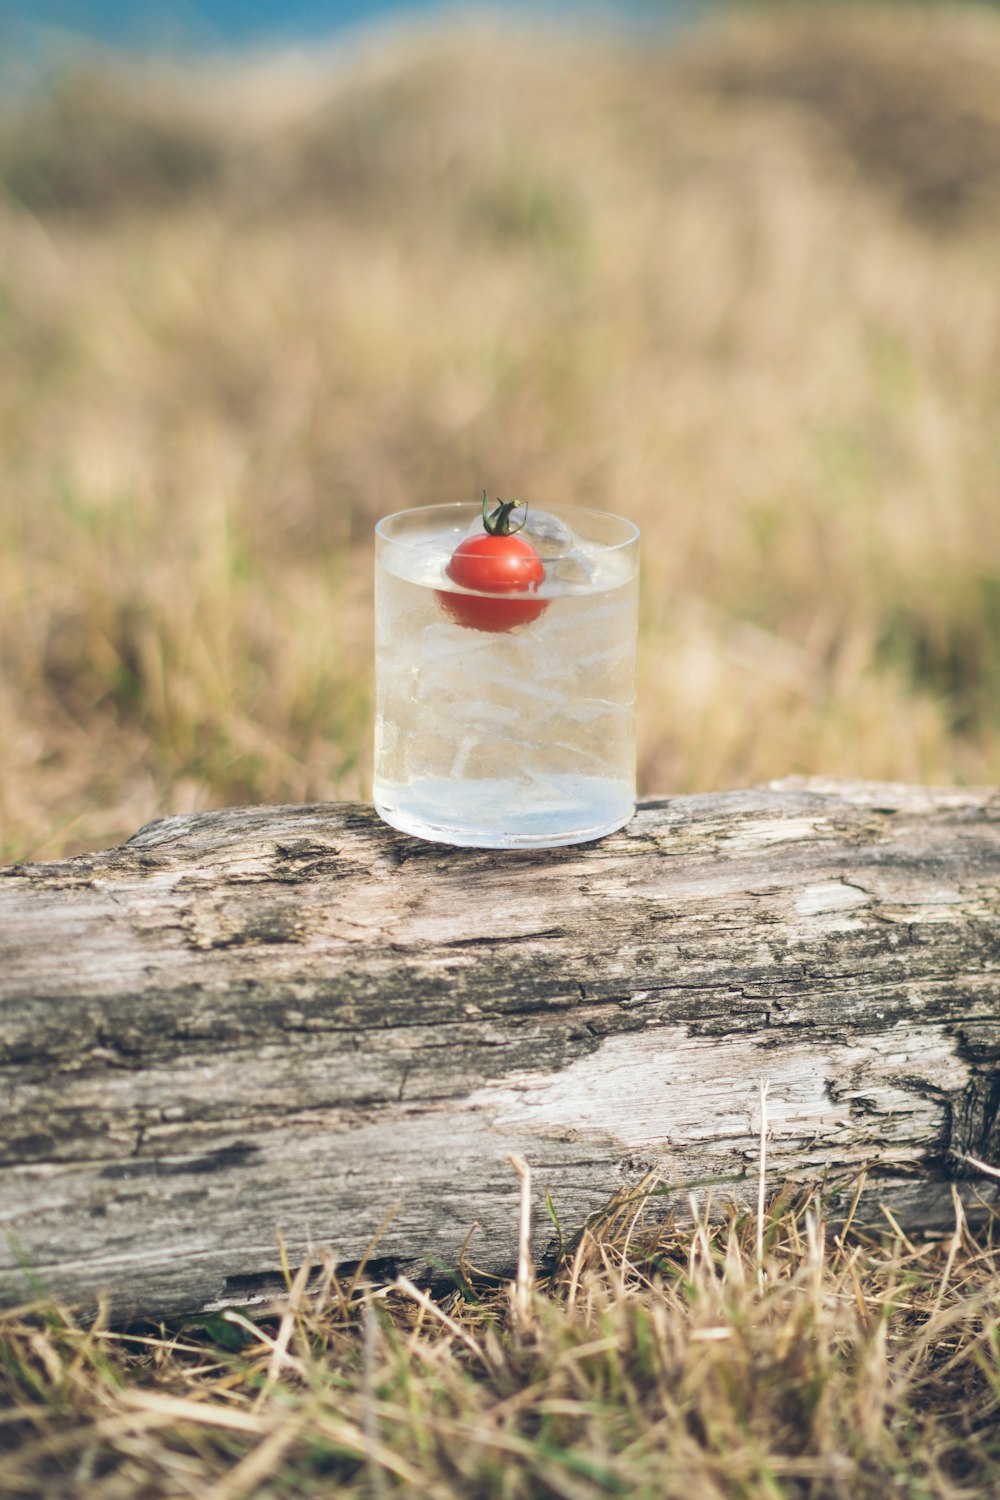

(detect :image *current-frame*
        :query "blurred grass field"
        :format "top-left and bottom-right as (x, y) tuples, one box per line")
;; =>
(2, 0), (1000, 863)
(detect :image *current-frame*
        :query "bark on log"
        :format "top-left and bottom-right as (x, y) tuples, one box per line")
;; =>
(1, 778), (999, 1322)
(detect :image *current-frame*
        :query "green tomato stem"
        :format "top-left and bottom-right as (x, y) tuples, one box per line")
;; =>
(481, 490), (527, 537)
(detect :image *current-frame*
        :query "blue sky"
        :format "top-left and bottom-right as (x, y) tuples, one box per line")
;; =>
(0, 0), (690, 55)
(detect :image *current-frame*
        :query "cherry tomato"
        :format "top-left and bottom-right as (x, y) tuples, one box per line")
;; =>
(437, 496), (548, 634)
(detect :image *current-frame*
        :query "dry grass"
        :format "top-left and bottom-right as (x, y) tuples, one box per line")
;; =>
(1, 1184), (998, 1499)
(2, 3), (1000, 860)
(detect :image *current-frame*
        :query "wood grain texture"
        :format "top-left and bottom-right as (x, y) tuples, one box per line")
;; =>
(2, 778), (999, 1320)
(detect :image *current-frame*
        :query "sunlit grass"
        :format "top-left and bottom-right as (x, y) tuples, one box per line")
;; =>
(1, 1185), (998, 1498)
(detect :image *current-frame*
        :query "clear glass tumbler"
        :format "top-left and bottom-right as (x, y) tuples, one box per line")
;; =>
(373, 500), (639, 848)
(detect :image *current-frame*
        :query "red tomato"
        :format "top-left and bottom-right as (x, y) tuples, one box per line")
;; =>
(437, 499), (548, 633)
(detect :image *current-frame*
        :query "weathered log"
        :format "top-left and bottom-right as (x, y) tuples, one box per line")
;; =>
(1, 778), (998, 1321)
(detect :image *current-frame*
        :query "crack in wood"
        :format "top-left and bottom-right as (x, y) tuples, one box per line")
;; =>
(443, 928), (567, 949)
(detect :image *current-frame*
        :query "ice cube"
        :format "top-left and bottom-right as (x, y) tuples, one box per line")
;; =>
(519, 508), (574, 560)
(449, 734), (478, 779)
(553, 549), (596, 587)
(419, 622), (495, 666)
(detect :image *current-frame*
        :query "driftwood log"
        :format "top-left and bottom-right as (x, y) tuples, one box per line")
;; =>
(1, 778), (999, 1321)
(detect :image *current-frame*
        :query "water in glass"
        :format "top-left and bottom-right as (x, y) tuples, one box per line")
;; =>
(373, 502), (638, 848)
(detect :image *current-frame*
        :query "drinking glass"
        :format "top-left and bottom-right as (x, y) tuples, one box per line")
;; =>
(373, 501), (639, 848)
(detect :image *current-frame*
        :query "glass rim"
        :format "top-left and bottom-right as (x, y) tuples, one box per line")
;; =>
(374, 500), (640, 554)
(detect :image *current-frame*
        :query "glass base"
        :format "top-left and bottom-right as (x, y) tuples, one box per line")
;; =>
(373, 774), (634, 850)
